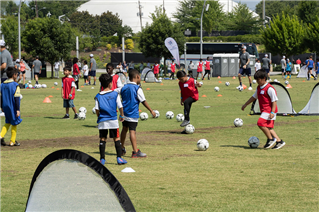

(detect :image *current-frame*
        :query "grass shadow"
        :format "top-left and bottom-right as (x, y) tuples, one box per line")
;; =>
(220, 145), (259, 149)
(152, 130), (183, 135)
(82, 125), (98, 128)
(44, 116), (64, 119)
(89, 151), (117, 156)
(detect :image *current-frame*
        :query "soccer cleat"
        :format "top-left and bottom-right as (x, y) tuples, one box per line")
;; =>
(62, 114), (70, 119)
(131, 149), (147, 158)
(263, 138), (276, 149)
(9, 141), (20, 146)
(1, 138), (6, 146)
(121, 147), (126, 156)
(180, 120), (190, 127)
(248, 87), (253, 91)
(236, 85), (243, 90)
(117, 157), (127, 165)
(74, 114), (79, 119)
(77, 89), (82, 92)
(272, 140), (286, 149)
(314, 77), (317, 80)
(100, 159), (105, 165)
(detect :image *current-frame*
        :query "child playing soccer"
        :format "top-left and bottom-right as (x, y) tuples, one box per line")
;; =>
(0, 67), (22, 146)
(95, 73), (127, 165)
(170, 60), (176, 80)
(61, 67), (79, 119)
(196, 59), (204, 80)
(120, 69), (156, 157)
(241, 70), (285, 149)
(177, 70), (202, 132)
(82, 60), (88, 85)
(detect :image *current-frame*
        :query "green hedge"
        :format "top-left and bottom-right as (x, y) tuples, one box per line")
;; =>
(186, 34), (263, 44)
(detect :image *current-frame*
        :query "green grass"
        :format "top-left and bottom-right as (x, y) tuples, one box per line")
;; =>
(1, 74), (319, 212)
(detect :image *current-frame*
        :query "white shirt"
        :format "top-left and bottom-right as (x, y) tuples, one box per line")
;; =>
(255, 62), (261, 71)
(121, 82), (146, 122)
(95, 90), (123, 130)
(82, 65), (89, 76)
(54, 62), (60, 69)
(252, 83), (278, 120)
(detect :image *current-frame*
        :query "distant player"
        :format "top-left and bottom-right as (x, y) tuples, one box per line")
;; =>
(88, 54), (97, 85)
(306, 55), (316, 80)
(72, 57), (81, 91)
(32, 56), (42, 85)
(237, 46), (253, 90)
(280, 56), (286, 79)
(261, 54), (271, 80)
(120, 69), (156, 158)
(285, 59), (292, 79)
(177, 70), (202, 133)
(0, 67), (22, 146)
(315, 58), (319, 79)
(196, 58), (203, 80)
(95, 73), (127, 165)
(188, 61), (194, 77)
(170, 60), (176, 79)
(61, 67), (79, 119)
(82, 60), (88, 85)
(153, 61), (160, 80)
(255, 59), (261, 72)
(241, 70), (285, 149)
(202, 57), (211, 80)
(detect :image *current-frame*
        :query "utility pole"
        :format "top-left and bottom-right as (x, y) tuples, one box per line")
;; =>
(35, 0), (38, 18)
(200, 0), (207, 60)
(163, 0), (165, 13)
(138, 0), (143, 32)
(263, 0), (265, 28)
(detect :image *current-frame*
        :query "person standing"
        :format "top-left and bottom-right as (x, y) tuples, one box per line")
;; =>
(202, 57), (211, 80)
(0, 40), (14, 83)
(188, 61), (194, 77)
(73, 57), (81, 91)
(88, 54), (97, 85)
(285, 59), (292, 79)
(255, 59), (261, 72)
(153, 61), (160, 80)
(169, 60), (176, 79)
(139, 61), (144, 73)
(306, 55), (316, 80)
(122, 61), (128, 77)
(54, 61), (60, 78)
(82, 60), (89, 85)
(129, 61), (135, 71)
(32, 56), (42, 85)
(196, 59), (204, 80)
(20, 59), (27, 85)
(14, 59), (22, 83)
(296, 58), (301, 66)
(237, 46), (253, 91)
(61, 67), (79, 119)
(261, 54), (271, 80)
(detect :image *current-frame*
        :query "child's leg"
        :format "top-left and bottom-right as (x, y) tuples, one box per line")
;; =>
(238, 73), (242, 86)
(99, 137), (106, 160)
(75, 80), (79, 90)
(269, 129), (281, 142)
(120, 126), (129, 149)
(66, 107), (69, 115)
(184, 97), (195, 121)
(71, 107), (77, 114)
(258, 126), (273, 140)
(129, 130), (138, 153)
(0, 123), (11, 138)
(113, 137), (122, 158)
(10, 125), (17, 143)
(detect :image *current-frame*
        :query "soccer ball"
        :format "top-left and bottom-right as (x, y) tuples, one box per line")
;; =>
(248, 136), (260, 148)
(42, 84), (47, 88)
(234, 118), (243, 127)
(225, 82), (230, 86)
(197, 139), (209, 151)
(238, 86), (243, 92)
(79, 107), (87, 114)
(20, 94), (23, 100)
(185, 124), (195, 134)
(78, 112), (86, 120)
(153, 110), (160, 118)
(285, 80), (289, 85)
(28, 84), (33, 88)
(176, 113), (185, 122)
(252, 80), (257, 84)
(140, 112), (148, 120)
(54, 82), (58, 86)
(92, 107), (96, 114)
(273, 79), (278, 82)
(28, 80), (32, 84)
(36, 84), (42, 89)
(214, 86), (220, 92)
(166, 111), (174, 119)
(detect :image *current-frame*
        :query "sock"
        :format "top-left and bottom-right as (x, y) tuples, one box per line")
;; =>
(11, 125), (17, 143)
(36, 81), (38, 84)
(114, 140), (122, 158)
(240, 82), (242, 86)
(250, 83), (252, 87)
(99, 140), (106, 160)
(285, 75), (287, 79)
(311, 74), (315, 78)
(1, 123), (11, 138)
(289, 74), (291, 78)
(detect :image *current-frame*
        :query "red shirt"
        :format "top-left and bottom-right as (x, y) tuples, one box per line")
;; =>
(197, 62), (203, 72)
(257, 83), (278, 113)
(171, 63), (176, 73)
(62, 76), (75, 100)
(296, 59), (301, 65)
(205, 60), (210, 70)
(101, 75), (119, 91)
(154, 64), (160, 74)
(73, 64), (80, 75)
(179, 77), (199, 102)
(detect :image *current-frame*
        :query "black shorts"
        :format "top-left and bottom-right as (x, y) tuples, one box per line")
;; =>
(21, 71), (26, 75)
(122, 120), (138, 131)
(205, 69), (210, 74)
(282, 69), (285, 73)
(308, 67), (313, 71)
(83, 75), (88, 80)
(89, 70), (96, 77)
(264, 69), (270, 73)
(34, 73), (40, 76)
(99, 129), (118, 139)
(239, 68), (251, 76)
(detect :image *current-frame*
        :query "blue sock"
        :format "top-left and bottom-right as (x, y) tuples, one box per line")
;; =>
(285, 75), (287, 79)
(289, 74), (291, 78)
(240, 82), (242, 86)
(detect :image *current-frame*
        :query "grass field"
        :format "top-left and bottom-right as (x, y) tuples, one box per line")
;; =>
(1, 73), (319, 212)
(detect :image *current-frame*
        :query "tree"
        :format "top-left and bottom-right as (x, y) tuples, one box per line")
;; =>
(0, 15), (18, 56)
(303, 17), (319, 53)
(260, 12), (306, 57)
(297, 1), (319, 25)
(139, 7), (185, 75)
(100, 11), (122, 37)
(255, 1), (299, 19)
(173, 0), (198, 32)
(22, 17), (75, 78)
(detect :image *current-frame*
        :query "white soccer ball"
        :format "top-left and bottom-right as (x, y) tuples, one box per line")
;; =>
(42, 84), (47, 88)
(234, 118), (243, 127)
(166, 111), (174, 119)
(92, 107), (96, 114)
(79, 107), (87, 114)
(285, 80), (289, 85)
(252, 80), (257, 84)
(197, 139), (209, 151)
(176, 113), (185, 122)
(78, 112), (86, 120)
(159, 77), (163, 80)
(273, 79), (278, 82)
(36, 84), (42, 89)
(153, 110), (160, 118)
(54, 82), (58, 86)
(185, 124), (195, 134)
(225, 82), (230, 86)
(28, 80), (32, 84)
(140, 112), (148, 120)
(214, 86), (220, 92)
(238, 86), (243, 92)
(248, 136), (260, 148)
(20, 94), (23, 100)
(28, 84), (33, 88)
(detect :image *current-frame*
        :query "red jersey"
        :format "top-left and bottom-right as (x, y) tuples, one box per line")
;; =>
(73, 64), (80, 75)
(296, 59), (301, 65)
(197, 62), (203, 72)
(171, 63), (176, 73)
(179, 77), (199, 102)
(62, 76), (75, 100)
(205, 60), (210, 70)
(154, 64), (160, 74)
(257, 83), (278, 113)
(101, 75), (119, 91)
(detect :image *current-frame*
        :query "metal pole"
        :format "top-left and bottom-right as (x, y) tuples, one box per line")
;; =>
(138, 0), (143, 32)
(18, 0), (22, 60)
(184, 43), (187, 72)
(200, 0), (206, 60)
(263, 0), (265, 28)
(76, 36), (79, 59)
(122, 37), (125, 62)
(35, 0), (38, 18)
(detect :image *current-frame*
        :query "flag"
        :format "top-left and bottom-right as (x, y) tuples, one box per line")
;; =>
(165, 37), (180, 66)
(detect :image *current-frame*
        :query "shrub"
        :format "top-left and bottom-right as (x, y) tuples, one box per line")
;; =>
(125, 39), (134, 50)
(106, 44), (112, 50)
(114, 43), (117, 48)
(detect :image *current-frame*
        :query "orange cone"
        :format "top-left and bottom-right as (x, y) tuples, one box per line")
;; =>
(302, 80), (305, 82)
(232, 76), (236, 79)
(51, 87), (55, 89)
(218, 81), (222, 83)
(242, 84), (247, 90)
(160, 83), (163, 85)
(81, 86), (84, 88)
(56, 88), (60, 90)
(139, 109), (142, 112)
(143, 81), (146, 83)
(43, 97), (52, 103)
(202, 95), (207, 97)
(217, 76), (221, 79)
(146, 88), (150, 90)
(48, 95), (53, 98)
(286, 84), (292, 88)
(217, 94), (222, 97)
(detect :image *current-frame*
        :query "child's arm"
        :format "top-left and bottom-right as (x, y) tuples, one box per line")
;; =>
(241, 96), (256, 111)
(69, 86), (75, 99)
(141, 101), (156, 118)
(269, 101), (277, 119)
(119, 107), (124, 122)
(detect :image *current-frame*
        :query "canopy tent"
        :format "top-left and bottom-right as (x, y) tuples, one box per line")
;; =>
(298, 83), (319, 115)
(25, 149), (135, 212)
(250, 82), (296, 115)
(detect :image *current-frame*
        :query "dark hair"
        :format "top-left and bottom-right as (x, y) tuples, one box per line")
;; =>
(84, 60), (87, 64)
(176, 70), (187, 78)
(6, 67), (18, 78)
(63, 67), (71, 72)
(309, 55), (313, 59)
(73, 57), (78, 64)
(254, 69), (268, 80)
(128, 69), (140, 80)
(172, 59), (174, 62)
(106, 63), (114, 68)
(207, 57), (209, 60)
(36, 56), (39, 59)
(200, 59), (202, 61)
(99, 73), (112, 89)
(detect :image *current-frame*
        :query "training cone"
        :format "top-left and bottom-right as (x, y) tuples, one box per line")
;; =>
(217, 76), (221, 79)
(43, 97), (52, 103)
(302, 80), (305, 82)
(146, 88), (150, 90)
(242, 84), (247, 90)
(218, 81), (222, 83)
(81, 86), (84, 88)
(143, 81), (146, 83)
(121, 167), (135, 173)
(139, 109), (142, 112)
(160, 83), (163, 85)
(202, 95), (207, 97)
(51, 87), (55, 89)
(232, 76), (236, 79)
(56, 88), (60, 90)
(48, 95), (53, 98)
(217, 94), (222, 97)
(286, 84), (292, 88)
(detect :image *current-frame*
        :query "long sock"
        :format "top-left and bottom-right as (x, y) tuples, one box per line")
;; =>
(0, 123), (11, 138)
(250, 83), (252, 87)
(285, 75), (287, 79)
(308, 73), (310, 79)
(289, 74), (291, 78)
(36, 81), (38, 84)
(311, 74), (315, 78)
(11, 125), (17, 143)
(240, 82), (242, 86)
(114, 140), (122, 158)
(99, 140), (106, 160)
(75, 80), (79, 90)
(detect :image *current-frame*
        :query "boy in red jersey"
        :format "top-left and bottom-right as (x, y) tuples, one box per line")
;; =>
(105, 63), (123, 92)
(61, 67), (79, 119)
(169, 60), (176, 79)
(202, 57), (211, 80)
(196, 58), (204, 80)
(177, 70), (202, 132)
(241, 70), (285, 149)
(153, 61), (160, 80)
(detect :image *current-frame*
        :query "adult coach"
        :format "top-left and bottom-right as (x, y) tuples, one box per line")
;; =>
(280, 56), (286, 79)
(88, 54), (97, 85)
(262, 54), (271, 80)
(237, 46), (252, 91)
(32, 56), (42, 85)
(0, 40), (14, 83)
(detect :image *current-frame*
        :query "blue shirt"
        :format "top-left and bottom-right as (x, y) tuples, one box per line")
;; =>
(308, 59), (314, 68)
(120, 84), (140, 119)
(95, 91), (118, 123)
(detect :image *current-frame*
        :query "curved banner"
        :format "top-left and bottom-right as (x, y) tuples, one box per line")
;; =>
(165, 37), (180, 66)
